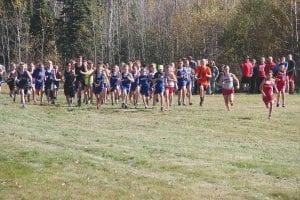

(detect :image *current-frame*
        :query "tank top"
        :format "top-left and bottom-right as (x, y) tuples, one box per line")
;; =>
(95, 70), (105, 85)
(276, 70), (286, 83)
(263, 81), (274, 96)
(166, 72), (175, 87)
(110, 71), (119, 86)
(222, 73), (234, 90)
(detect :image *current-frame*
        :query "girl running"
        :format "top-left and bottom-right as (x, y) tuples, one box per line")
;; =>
(93, 63), (108, 109)
(195, 59), (212, 106)
(16, 62), (32, 107)
(139, 67), (151, 109)
(103, 63), (111, 104)
(121, 64), (134, 109)
(45, 61), (58, 105)
(220, 65), (240, 111)
(32, 63), (46, 105)
(53, 65), (62, 101)
(165, 64), (176, 110)
(275, 63), (287, 107)
(109, 65), (121, 105)
(81, 61), (94, 104)
(63, 62), (76, 107)
(184, 59), (194, 105)
(153, 65), (165, 111)
(260, 70), (278, 119)
(130, 64), (140, 108)
(176, 60), (187, 106)
(148, 63), (157, 105)
(7, 63), (17, 102)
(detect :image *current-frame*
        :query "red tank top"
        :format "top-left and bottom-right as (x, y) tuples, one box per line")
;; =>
(258, 64), (266, 78)
(276, 70), (286, 83)
(263, 81), (274, 96)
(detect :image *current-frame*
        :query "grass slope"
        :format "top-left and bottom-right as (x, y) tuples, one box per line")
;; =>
(0, 90), (299, 200)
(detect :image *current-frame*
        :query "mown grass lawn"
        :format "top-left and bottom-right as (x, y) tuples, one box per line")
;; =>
(0, 89), (299, 200)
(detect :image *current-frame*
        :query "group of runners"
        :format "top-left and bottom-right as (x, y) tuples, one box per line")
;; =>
(0, 54), (297, 118)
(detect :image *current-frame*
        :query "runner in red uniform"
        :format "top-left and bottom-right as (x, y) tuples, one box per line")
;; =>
(275, 63), (287, 107)
(260, 70), (278, 119)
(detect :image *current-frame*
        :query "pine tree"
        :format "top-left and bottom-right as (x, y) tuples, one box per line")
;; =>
(57, 0), (92, 62)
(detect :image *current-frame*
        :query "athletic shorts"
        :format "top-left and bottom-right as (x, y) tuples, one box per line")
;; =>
(177, 81), (187, 91)
(155, 86), (164, 94)
(35, 82), (44, 90)
(186, 79), (192, 86)
(121, 84), (131, 94)
(110, 85), (119, 92)
(263, 94), (274, 105)
(140, 88), (150, 97)
(130, 83), (138, 91)
(64, 86), (75, 97)
(165, 86), (174, 94)
(93, 85), (105, 95)
(222, 88), (234, 96)
(276, 81), (286, 92)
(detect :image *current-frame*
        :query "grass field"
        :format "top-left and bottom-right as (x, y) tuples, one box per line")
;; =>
(0, 87), (299, 200)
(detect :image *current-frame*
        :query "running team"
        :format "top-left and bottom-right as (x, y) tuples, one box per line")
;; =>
(0, 54), (297, 117)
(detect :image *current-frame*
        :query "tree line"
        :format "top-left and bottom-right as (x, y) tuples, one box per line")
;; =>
(0, 0), (299, 71)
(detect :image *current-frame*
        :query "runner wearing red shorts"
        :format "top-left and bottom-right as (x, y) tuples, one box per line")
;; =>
(276, 63), (287, 107)
(220, 65), (240, 111)
(195, 59), (212, 106)
(260, 70), (278, 119)
(165, 64), (176, 110)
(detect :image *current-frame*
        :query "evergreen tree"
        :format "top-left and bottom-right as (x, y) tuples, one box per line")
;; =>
(57, 0), (92, 62)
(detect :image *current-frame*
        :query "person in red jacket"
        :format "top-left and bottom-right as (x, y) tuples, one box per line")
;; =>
(240, 56), (253, 93)
(257, 57), (266, 93)
(265, 56), (276, 74)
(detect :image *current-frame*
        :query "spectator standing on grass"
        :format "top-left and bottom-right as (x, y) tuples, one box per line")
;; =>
(265, 56), (276, 75)
(208, 60), (219, 95)
(188, 56), (197, 94)
(240, 56), (253, 93)
(250, 59), (258, 93)
(220, 65), (240, 111)
(257, 57), (266, 93)
(287, 54), (296, 94)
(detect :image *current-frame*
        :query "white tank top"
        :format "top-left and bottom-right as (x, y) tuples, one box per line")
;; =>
(222, 73), (234, 90)
(166, 73), (175, 87)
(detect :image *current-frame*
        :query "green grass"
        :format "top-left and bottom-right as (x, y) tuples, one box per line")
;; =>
(0, 88), (299, 199)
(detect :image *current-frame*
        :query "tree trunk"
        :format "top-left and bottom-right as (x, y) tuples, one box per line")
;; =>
(107, 0), (113, 64)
